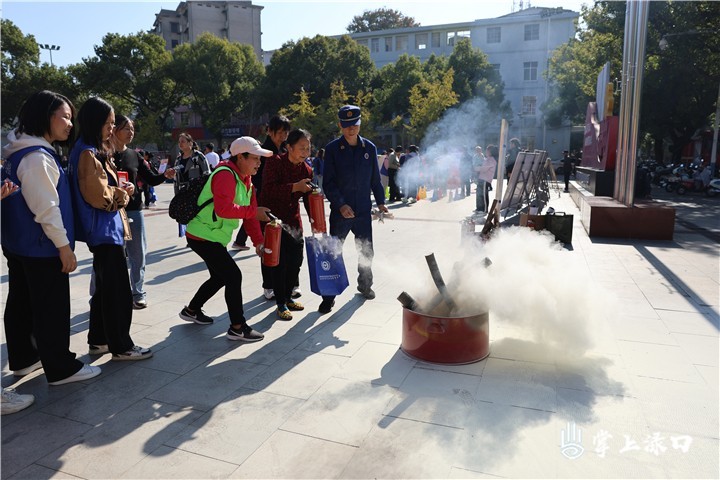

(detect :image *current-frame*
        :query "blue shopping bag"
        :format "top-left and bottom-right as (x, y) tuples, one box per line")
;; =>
(305, 235), (349, 296)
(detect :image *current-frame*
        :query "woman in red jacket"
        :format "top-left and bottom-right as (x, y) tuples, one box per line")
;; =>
(259, 129), (313, 320)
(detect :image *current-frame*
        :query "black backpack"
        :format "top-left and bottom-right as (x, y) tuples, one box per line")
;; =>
(168, 166), (237, 224)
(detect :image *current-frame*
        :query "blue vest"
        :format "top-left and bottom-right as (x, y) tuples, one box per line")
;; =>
(1, 145), (75, 257)
(68, 139), (125, 247)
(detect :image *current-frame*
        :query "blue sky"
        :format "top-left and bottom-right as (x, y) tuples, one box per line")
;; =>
(2, 0), (588, 68)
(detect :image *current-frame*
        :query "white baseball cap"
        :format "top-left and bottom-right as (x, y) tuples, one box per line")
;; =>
(229, 136), (272, 157)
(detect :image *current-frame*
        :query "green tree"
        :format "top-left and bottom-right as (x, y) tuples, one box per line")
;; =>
(170, 33), (265, 145)
(72, 32), (183, 147)
(448, 38), (510, 117)
(279, 87), (318, 131)
(261, 35), (375, 114)
(407, 69), (459, 141)
(372, 54), (424, 123)
(313, 80), (351, 147)
(346, 7), (420, 33)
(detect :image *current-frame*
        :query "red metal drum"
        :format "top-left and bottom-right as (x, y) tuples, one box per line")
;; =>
(401, 308), (490, 364)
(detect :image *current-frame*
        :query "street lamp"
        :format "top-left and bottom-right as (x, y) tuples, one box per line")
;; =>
(38, 44), (60, 66)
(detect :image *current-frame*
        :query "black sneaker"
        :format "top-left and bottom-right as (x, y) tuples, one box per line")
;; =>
(226, 324), (264, 342)
(357, 287), (376, 300)
(179, 306), (213, 325)
(318, 299), (335, 314)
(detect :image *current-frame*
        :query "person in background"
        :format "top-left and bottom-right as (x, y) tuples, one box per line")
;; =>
(1, 90), (101, 386)
(387, 147), (402, 202)
(179, 136), (270, 342)
(562, 150), (573, 193)
(260, 129), (313, 320)
(174, 132), (210, 237)
(312, 148), (325, 192)
(474, 144), (497, 213)
(204, 143), (220, 170)
(232, 115), (294, 300)
(506, 137), (521, 179)
(141, 151), (159, 207)
(111, 115), (176, 309)
(69, 96), (152, 361)
(319, 105), (389, 314)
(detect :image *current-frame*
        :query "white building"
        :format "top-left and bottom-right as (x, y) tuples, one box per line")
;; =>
(345, 7), (580, 157)
(152, 1), (264, 60)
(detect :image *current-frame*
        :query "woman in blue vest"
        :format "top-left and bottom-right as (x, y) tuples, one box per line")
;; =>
(1, 90), (102, 385)
(68, 97), (152, 361)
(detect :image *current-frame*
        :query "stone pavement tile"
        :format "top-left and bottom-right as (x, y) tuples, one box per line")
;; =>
(139, 331), (235, 376)
(119, 445), (238, 479)
(447, 467), (505, 478)
(594, 281), (644, 299)
(230, 429), (357, 479)
(476, 358), (557, 412)
(125, 320), (201, 354)
(339, 416), (465, 479)
(334, 341), (415, 386)
(616, 340), (704, 383)
(165, 388), (304, 465)
(694, 364), (719, 390)
(280, 377), (398, 446)
(243, 349), (347, 399)
(7, 464), (83, 479)
(382, 366), (483, 428)
(628, 376), (719, 440)
(0, 374), (84, 428)
(335, 301), (397, 327)
(657, 308), (720, 336)
(646, 434), (720, 479)
(36, 399), (203, 479)
(147, 357), (268, 411)
(1, 412), (93, 478)
(642, 291), (702, 312)
(555, 354), (631, 396)
(612, 297), (660, 319)
(40, 364), (179, 425)
(218, 328), (309, 366)
(295, 321), (379, 357)
(488, 334), (558, 365)
(452, 402), (560, 478)
(609, 315), (678, 346)
(671, 332), (719, 366)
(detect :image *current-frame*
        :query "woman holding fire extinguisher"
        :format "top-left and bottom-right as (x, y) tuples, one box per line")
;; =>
(259, 129), (314, 320)
(179, 137), (271, 342)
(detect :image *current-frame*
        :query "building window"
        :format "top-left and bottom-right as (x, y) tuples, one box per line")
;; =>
(180, 112), (190, 126)
(356, 39), (369, 49)
(384, 37), (392, 52)
(395, 35), (408, 51)
(170, 22), (180, 34)
(171, 39), (179, 49)
(524, 24), (540, 41)
(487, 27), (501, 44)
(447, 30), (470, 46)
(371, 38), (379, 53)
(523, 61), (538, 81)
(431, 32), (441, 48)
(415, 33), (428, 50)
(522, 96), (537, 115)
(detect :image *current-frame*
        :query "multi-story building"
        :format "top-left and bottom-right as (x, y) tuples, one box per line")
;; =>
(345, 7), (580, 158)
(152, 1), (263, 60)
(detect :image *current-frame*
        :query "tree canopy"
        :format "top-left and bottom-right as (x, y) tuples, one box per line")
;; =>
(346, 8), (420, 33)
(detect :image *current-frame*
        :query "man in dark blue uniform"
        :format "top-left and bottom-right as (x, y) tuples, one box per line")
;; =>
(319, 105), (389, 314)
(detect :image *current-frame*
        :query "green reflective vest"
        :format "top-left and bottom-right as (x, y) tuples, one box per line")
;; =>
(186, 166), (251, 245)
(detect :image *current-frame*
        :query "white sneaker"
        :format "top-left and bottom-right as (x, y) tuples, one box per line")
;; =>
(49, 364), (102, 386)
(1, 388), (35, 415)
(263, 288), (275, 300)
(291, 286), (302, 298)
(13, 360), (42, 377)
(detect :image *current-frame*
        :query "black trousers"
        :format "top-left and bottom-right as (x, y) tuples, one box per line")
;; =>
(187, 238), (246, 325)
(321, 214), (373, 303)
(476, 180), (491, 212)
(270, 229), (304, 307)
(88, 244), (135, 354)
(3, 249), (83, 382)
(564, 169), (571, 190)
(388, 169), (401, 201)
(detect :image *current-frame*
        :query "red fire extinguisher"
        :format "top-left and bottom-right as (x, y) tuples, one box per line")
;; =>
(307, 184), (326, 234)
(262, 212), (281, 267)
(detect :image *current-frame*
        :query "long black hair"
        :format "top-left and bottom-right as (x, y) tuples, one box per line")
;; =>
(75, 97), (113, 153)
(16, 90), (76, 148)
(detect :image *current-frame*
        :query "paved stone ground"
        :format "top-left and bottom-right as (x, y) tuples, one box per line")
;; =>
(2, 181), (718, 479)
